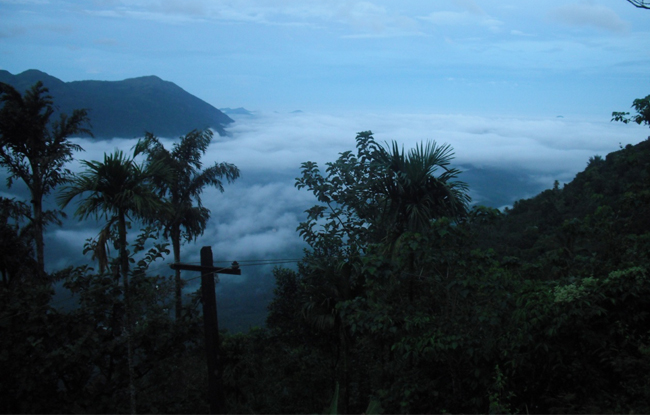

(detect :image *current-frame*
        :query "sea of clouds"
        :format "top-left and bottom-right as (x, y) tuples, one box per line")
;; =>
(2, 110), (646, 329)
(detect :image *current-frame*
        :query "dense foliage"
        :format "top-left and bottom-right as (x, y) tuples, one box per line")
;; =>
(134, 130), (240, 319)
(221, 129), (650, 413)
(1, 85), (649, 413)
(0, 230), (208, 413)
(0, 81), (90, 277)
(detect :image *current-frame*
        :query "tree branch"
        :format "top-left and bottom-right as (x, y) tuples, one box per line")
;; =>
(627, 0), (650, 9)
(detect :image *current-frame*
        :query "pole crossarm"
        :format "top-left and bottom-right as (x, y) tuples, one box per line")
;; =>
(170, 261), (241, 275)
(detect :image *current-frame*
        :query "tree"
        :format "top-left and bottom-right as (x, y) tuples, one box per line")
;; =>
(296, 131), (384, 259)
(0, 81), (90, 278)
(58, 149), (169, 414)
(374, 140), (470, 244)
(134, 129), (240, 320)
(297, 131), (470, 253)
(626, 0), (650, 9)
(295, 131), (471, 413)
(0, 197), (36, 286)
(612, 95), (650, 128)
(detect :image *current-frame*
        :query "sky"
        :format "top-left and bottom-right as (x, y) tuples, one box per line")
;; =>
(1, 0), (649, 116)
(1, 0), (650, 328)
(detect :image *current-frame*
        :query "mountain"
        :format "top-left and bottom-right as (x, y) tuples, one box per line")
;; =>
(220, 107), (254, 116)
(0, 69), (233, 139)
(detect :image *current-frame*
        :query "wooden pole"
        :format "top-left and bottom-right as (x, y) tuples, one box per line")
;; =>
(200, 246), (225, 414)
(170, 249), (240, 414)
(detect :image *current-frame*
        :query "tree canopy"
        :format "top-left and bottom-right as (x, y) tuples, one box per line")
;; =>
(134, 129), (240, 319)
(0, 81), (90, 277)
(58, 149), (170, 413)
(612, 94), (650, 128)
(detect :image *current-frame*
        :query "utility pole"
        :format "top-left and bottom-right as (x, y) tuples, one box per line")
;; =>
(170, 246), (240, 414)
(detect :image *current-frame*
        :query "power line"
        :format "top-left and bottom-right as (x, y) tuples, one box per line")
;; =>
(0, 257), (302, 324)
(178, 258), (302, 266)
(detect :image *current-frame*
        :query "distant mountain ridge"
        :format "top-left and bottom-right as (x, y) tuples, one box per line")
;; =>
(0, 69), (233, 139)
(220, 107), (254, 116)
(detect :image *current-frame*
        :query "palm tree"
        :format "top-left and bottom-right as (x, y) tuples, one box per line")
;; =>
(371, 140), (471, 303)
(0, 81), (90, 278)
(58, 149), (169, 414)
(374, 140), (470, 242)
(297, 134), (471, 411)
(135, 129), (240, 320)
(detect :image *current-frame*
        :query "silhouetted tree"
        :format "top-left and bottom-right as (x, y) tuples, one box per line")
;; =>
(0, 197), (35, 285)
(612, 95), (650, 127)
(374, 139), (470, 244)
(58, 149), (169, 414)
(296, 131), (471, 413)
(135, 129), (240, 320)
(0, 81), (90, 278)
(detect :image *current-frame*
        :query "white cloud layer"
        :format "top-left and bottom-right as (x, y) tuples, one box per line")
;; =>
(217, 111), (645, 174)
(1, 108), (646, 319)
(6, 110), (637, 273)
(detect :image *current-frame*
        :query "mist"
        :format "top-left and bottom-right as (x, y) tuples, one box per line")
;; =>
(2, 109), (646, 330)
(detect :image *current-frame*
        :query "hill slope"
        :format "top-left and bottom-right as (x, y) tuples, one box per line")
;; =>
(476, 137), (650, 280)
(0, 69), (233, 138)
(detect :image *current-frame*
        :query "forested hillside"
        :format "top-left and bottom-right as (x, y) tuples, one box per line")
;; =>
(476, 137), (650, 280)
(1, 81), (649, 414)
(221, 127), (650, 414)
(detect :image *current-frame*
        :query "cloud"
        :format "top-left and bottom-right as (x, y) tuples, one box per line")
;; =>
(71, 110), (646, 186)
(0, 0), (49, 4)
(3, 111), (646, 277)
(85, 6), (210, 25)
(4, 110), (647, 327)
(453, 0), (486, 16)
(548, 2), (629, 33)
(331, 1), (419, 36)
(420, 11), (473, 26)
(418, 9), (503, 33)
(198, 181), (313, 261)
(80, 0), (422, 36)
(158, 0), (209, 17)
(510, 29), (534, 37)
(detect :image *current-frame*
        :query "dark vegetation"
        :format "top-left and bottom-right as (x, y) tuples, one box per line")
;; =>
(0, 70), (233, 138)
(1, 80), (650, 414)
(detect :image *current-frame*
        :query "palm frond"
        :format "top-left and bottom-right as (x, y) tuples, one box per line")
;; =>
(374, 139), (471, 236)
(58, 149), (167, 222)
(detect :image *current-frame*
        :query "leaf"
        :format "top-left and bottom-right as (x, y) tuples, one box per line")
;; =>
(365, 398), (383, 414)
(324, 382), (339, 415)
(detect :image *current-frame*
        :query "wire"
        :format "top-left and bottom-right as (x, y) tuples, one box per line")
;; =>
(227, 258), (302, 263)
(175, 258), (302, 266)
(239, 260), (301, 267)
(184, 271), (223, 283)
(0, 257), (302, 324)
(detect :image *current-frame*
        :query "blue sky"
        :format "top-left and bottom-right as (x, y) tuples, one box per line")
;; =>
(1, 0), (649, 117)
